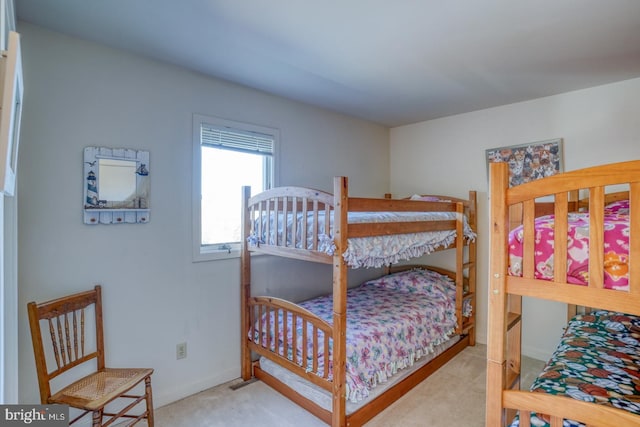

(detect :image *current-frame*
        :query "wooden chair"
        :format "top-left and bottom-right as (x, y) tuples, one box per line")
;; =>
(27, 285), (154, 426)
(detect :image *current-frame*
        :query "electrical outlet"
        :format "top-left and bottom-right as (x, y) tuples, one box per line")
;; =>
(176, 342), (187, 360)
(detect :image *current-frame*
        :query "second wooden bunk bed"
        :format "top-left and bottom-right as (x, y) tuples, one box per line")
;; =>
(240, 176), (477, 427)
(487, 160), (640, 426)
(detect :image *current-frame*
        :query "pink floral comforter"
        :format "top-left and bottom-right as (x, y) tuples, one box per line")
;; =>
(509, 200), (630, 290)
(253, 268), (458, 403)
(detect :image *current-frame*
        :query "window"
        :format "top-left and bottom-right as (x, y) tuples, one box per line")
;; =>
(192, 114), (277, 261)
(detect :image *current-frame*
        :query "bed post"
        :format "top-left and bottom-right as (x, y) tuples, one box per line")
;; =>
(241, 185), (252, 381)
(332, 177), (348, 427)
(486, 162), (512, 426)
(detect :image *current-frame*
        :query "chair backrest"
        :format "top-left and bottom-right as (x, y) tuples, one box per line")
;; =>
(27, 285), (105, 404)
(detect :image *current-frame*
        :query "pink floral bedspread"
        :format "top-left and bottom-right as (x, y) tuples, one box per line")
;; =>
(253, 269), (458, 402)
(509, 200), (630, 290)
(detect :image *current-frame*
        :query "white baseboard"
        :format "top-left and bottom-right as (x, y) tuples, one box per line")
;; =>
(472, 333), (549, 362)
(521, 344), (551, 362)
(153, 366), (239, 408)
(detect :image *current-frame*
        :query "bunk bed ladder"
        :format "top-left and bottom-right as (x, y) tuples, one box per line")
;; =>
(454, 197), (477, 343)
(462, 191), (477, 345)
(454, 201), (464, 336)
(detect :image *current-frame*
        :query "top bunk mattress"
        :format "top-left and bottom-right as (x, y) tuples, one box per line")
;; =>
(248, 210), (476, 268)
(508, 199), (630, 290)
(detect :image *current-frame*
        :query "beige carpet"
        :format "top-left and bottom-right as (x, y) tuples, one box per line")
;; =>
(152, 344), (545, 426)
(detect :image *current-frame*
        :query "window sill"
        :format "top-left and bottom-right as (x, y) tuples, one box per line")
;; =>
(193, 247), (240, 262)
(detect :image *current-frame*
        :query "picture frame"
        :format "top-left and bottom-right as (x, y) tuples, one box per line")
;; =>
(485, 138), (563, 187)
(83, 146), (150, 225)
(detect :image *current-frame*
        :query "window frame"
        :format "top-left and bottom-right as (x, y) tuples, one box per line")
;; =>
(192, 114), (279, 262)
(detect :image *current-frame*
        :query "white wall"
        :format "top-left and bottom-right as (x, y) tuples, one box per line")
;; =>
(390, 77), (640, 360)
(16, 22), (389, 407)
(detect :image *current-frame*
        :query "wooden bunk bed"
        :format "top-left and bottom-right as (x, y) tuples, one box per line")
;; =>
(240, 176), (477, 427)
(487, 160), (640, 427)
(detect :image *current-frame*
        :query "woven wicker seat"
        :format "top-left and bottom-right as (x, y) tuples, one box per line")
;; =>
(28, 285), (154, 426)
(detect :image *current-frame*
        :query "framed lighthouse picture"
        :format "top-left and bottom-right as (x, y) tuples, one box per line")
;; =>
(83, 146), (150, 224)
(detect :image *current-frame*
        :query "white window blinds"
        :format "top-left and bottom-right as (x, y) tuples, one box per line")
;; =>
(200, 125), (273, 156)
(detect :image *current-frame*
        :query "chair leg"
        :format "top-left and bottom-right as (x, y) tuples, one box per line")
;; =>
(145, 376), (154, 427)
(92, 409), (103, 427)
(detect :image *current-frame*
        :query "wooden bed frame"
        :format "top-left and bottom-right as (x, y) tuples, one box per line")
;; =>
(486, 160), (640, 427)
(240, 176), (477, 427)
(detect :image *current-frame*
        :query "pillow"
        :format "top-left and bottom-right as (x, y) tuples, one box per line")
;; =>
(572, 310), (640, 335)
(362, 268), (455, 297)
(410, 194), (451, 202)
(605, 199), (629, 215)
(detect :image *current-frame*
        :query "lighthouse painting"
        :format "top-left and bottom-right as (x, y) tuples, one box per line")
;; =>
(86, 169), (98, 206)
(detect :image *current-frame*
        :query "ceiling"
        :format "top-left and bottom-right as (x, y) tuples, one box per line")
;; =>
(15, 0), (640, 127)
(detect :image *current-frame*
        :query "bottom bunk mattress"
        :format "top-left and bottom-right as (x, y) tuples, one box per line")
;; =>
(252, 268), (471, 403)
(511, 310), (640, 427)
